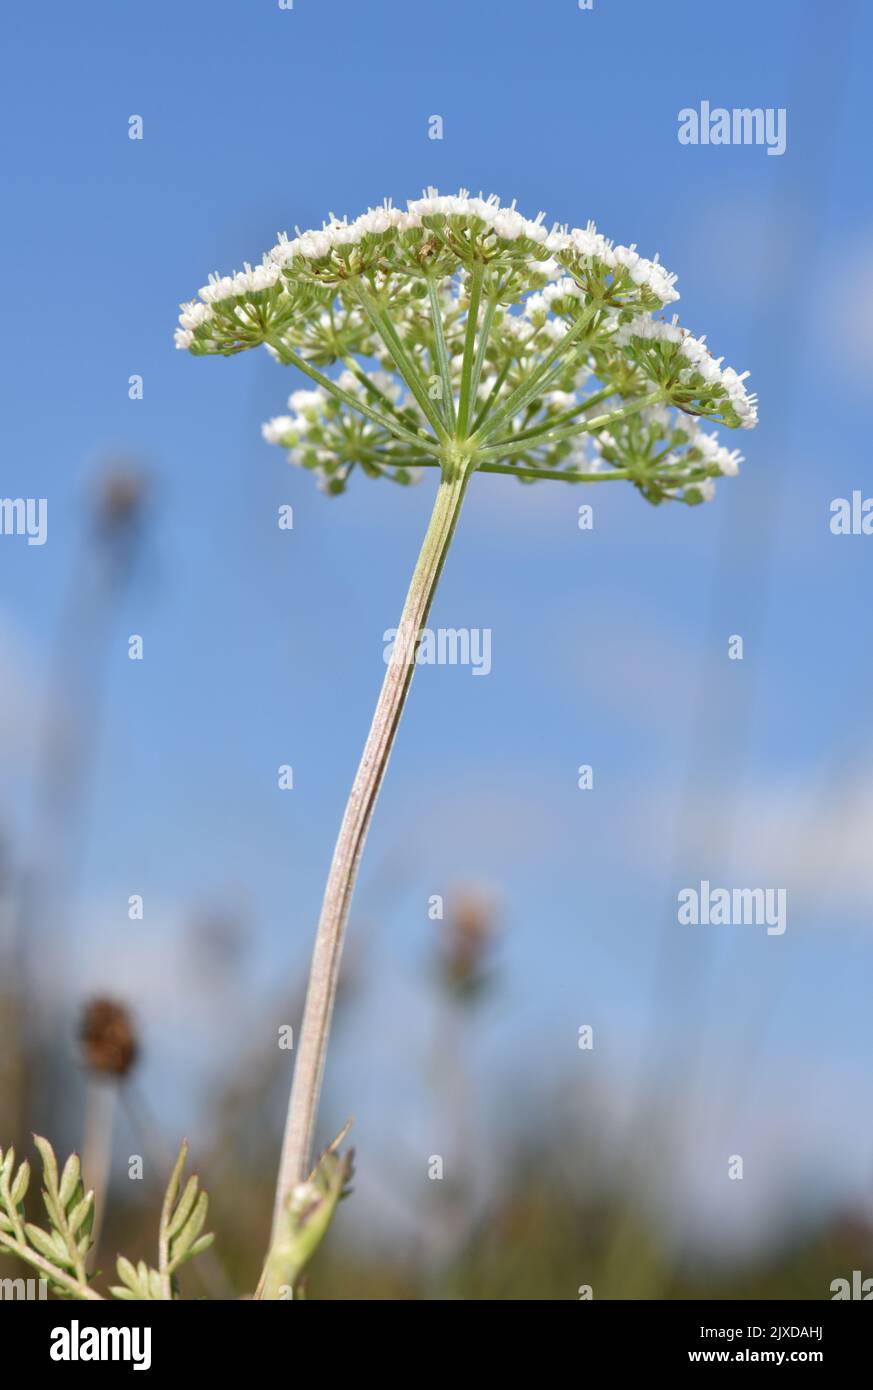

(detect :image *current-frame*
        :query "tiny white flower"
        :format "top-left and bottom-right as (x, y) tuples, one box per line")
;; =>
(262, 416), (295, 445)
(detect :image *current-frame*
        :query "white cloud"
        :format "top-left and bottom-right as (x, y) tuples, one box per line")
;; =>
(627, 761), (873, 920)
(822, 238), (873, 381)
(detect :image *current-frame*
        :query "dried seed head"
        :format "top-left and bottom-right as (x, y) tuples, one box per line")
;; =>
(92, 466), (148, 538)
(79, 997), (139, 1078)
(439, 888), (498, 999)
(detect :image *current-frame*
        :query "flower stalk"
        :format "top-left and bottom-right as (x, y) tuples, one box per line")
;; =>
(270, 450), (474, 1239)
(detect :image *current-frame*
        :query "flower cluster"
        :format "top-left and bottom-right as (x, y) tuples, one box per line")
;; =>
(262, 374), (424, 493)
(586, 405), (745, 506)
(175, 272), (326, 356)
(613, 314), (758, 429)
(176, 189), (756, 505)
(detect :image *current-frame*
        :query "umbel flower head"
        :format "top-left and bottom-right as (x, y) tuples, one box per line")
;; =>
(176, 187), (756, 506)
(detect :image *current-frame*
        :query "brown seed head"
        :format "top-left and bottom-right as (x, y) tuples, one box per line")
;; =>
(440, 887), (498, 999)
(79, 997), (139, 1078)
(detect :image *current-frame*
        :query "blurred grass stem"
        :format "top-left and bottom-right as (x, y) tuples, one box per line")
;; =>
(82, 1077), (117, 1272)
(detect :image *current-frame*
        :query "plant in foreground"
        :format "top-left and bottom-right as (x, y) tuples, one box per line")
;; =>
(0, 1135), (212, 1299)
(256, 1123), (354, 1300)
(176, 188), (757, 1293)
(0, 1129), (351, 1300)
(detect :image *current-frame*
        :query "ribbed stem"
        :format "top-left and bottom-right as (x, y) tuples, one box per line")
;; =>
(270, 457), (475, 1239)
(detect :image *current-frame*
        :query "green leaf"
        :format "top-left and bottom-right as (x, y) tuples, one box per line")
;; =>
(173, 1231), (214, 1269)
(115, 1255), (141, 1293)
(2, 1132), (218, 1301)
(33, 1135), (59, 1198)
(171, 1191), (208, 1264)
(0, 1138), (110, 1301)
(166, 1175), (199, 1239)
(10, 1159), (30, 1208)
(40, 1185), (64, 1233)
(58, 1154), (81, 1208)
(162, 1141), (188, 1220)
(68, 1192), (94, 1237)
(25, 1222), (69, 1265)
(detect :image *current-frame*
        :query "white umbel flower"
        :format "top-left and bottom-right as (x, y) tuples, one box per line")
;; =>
(200, 261), (280, 305)
(614, 314), (758, 429)
(177, 188), (756, 507)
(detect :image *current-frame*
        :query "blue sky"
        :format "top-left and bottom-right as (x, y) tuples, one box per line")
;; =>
(2, 0), (873, 1254)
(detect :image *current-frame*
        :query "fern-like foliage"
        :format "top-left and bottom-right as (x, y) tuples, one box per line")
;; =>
(0, 1136), (213, 1301)
(109, 1139), (213, 1300)
(0, 1137), (98, 1299)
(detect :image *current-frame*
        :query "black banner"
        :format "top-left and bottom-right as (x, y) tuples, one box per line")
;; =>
(3, 1297), (868, 1375)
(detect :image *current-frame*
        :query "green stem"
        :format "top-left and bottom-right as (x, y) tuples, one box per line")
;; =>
(476, 393), (663, 462)
(270, 454), (475, 1241)
(511, 385), (618, 443)
(469, 322), (553, 434)
(575, 385), (616, 415)
(269, 338), (434, 453)
(487, 396), (613, 450)
(369, 455), (631, 485)
(470, 307), (597, 446)
(478, 463), (630, 483)
(474, 312), (564, 423)
(0, 1230), (104, 1300)
(426, 278), (456, 431)
(468, 294), (499, 421)
(351, 282), (450, 441)
(379, 456), (438, 469)
(456, 262), (486, 436)
(471, 358), (512, 433)
(338, 356), (405, 419)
